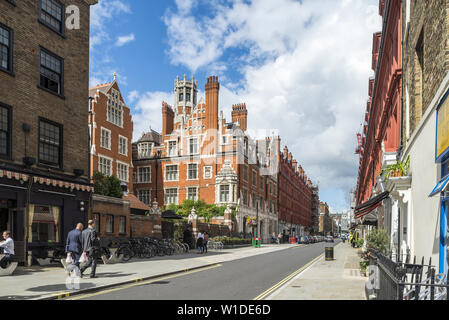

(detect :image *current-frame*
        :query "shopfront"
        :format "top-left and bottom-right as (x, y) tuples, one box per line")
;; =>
(0, 169), (92, 265)
(429, 89), (449, 274)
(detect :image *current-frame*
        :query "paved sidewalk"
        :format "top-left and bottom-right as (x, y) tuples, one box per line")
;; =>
(268, 243), (367, 300)
(0, 243), (299, 300)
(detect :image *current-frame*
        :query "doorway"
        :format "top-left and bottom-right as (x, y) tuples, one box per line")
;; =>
(0, 208), (9, 234)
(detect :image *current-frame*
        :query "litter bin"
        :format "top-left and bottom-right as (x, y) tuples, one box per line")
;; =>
(289, 237), (296, 244)
(325, 246), (334, 261)
(253, 238), (261, 248)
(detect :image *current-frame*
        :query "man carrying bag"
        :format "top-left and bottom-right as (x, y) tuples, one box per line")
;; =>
(80, 220), (100, 278)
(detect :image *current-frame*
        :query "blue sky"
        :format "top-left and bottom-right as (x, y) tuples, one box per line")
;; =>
(89, 0), (381, 213)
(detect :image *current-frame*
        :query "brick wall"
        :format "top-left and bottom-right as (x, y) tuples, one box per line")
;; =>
(91, 194), (130, 238)
(0, 0), (92, 180)
(130, 214), (162, 238)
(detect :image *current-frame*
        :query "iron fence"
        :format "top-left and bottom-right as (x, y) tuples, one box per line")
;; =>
(368, 249), (449, 300)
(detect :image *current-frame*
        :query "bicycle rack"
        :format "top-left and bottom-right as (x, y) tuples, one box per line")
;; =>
(101, 248), (124, 264)
(0, 254), (18, 276)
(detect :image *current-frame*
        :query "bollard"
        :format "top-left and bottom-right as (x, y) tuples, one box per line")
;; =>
(325, 246), (334, 261)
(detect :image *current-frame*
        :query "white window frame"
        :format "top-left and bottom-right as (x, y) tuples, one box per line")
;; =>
(138, 189), (151, 205)
(138, 142), (153, 159)
(118, 135), (128, 156)
(137, 166), (151, 183)
(203, 166), (213, 179)
(165, 164), (179, 182)
(189, 137), (199, 155)
(164, 188), (178, 205)
(98, 154), (113, 176)
(219, 185), (230, 203)
(116, 160), (129, 182)
(100, 127), (111, 150)
(107, 89), (123, 127)
(187, 162), (199, 180)
(252, 169), (257, 187)
(187, 186), (198, 201)
(167, 140), (178, 157)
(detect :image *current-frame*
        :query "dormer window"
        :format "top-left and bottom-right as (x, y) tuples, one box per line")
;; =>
(138, 142), (152, 159)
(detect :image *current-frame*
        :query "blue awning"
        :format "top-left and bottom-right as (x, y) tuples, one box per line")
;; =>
(429, 175), (449, 197)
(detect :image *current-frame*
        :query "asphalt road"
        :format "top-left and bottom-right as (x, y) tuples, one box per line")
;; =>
(72, 241), (340, 300)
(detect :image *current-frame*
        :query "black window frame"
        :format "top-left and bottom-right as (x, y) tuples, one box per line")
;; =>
(5, 0), (16, 6)
(0, 102), (12, 159)
(38, 46), (64, 98)
(39, 0), (66, 37)
(38, 117), (63, 169)
(0, 22), (14, 76)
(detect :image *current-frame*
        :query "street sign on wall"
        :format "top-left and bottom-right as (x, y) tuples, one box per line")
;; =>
(436, 90), (449, 162)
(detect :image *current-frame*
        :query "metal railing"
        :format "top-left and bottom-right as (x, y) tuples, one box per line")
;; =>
(369, 249), (449, 300)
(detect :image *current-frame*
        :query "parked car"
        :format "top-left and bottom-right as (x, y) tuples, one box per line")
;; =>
(299, 236), (309, 244)
(325, 236), (334, 243)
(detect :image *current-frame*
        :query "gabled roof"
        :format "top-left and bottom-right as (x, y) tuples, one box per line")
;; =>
(123, 194), (151, 212)
(138, 129), (162, 144)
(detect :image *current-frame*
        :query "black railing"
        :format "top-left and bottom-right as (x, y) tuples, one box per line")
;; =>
(368, 249), (449, 300)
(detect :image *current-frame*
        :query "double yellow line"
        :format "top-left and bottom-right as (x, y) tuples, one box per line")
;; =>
(253, 254), (324, 300)
(62, 264), (222, 300)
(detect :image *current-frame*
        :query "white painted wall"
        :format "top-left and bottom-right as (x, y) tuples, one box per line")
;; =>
(405, 109), (440, 263)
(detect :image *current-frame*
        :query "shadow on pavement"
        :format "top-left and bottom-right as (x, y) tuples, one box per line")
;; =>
(26, 282), (96, 292)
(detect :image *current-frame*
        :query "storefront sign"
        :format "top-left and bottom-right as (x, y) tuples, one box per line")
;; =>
(436, 90), (449, 162)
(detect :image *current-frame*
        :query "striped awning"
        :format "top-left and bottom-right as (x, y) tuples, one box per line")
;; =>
(0, 169), (93, 192)
(355, 191), (389, 220)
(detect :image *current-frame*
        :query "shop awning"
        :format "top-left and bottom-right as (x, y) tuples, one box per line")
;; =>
(429, 175), (449, 197)
(355, 191), (389, 219)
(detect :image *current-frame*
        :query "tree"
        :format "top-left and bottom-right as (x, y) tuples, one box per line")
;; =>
(93, 171), (123, 198)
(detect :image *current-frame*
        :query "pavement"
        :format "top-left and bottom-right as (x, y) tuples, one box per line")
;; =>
(267, 242), (367, 300)
(0, 243), (301, 300)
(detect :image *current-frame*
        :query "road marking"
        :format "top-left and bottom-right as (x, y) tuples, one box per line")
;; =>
(63, 264), (222, 300)
(253, 254), (324, 301)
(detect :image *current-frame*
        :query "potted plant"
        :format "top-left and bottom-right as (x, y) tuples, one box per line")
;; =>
(382, 156), (410, 182)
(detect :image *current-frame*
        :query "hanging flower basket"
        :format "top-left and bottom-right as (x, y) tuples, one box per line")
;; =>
(247, 217), (257, 228)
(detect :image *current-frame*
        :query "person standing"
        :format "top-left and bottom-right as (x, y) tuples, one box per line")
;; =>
(203, 232), (209, 254)
(65, 223), (83, 277)
(183, 227), (193, 250)
(80, 220), (99, 279)
(0, 230), (14, 268)
(277, 233), (282, 244)
(196, 231), (203, 254)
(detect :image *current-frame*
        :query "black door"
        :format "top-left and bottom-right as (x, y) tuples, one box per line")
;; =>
(0, 207), (8, 233)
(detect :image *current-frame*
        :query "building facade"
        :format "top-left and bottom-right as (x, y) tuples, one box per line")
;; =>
(399, 0), (449, 273)
(0, 0), (97, 264)
(277, 145), (314, 237)
(132, 75), (280, 243)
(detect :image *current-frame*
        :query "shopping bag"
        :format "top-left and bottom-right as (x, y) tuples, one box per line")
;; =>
(66, 252), (73, 264)
(79, 252), (87, 264)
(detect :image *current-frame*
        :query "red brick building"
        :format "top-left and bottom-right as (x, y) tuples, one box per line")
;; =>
(132, 75), (280, 242)
(89, 74), (151, 237)
(277, 145), (314, 236)
(355, 0), (402, 220)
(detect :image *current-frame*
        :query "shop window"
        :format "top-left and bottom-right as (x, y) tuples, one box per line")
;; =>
(92, 213), (100, 234)
(119, 216), (126, 235)
(106, 215), (114, 234)
(28, 205), (60, 243)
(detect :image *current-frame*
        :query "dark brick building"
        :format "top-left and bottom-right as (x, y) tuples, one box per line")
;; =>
(0, 0), (97, 265)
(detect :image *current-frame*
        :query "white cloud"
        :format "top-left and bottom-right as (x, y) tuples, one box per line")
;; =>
(116, 33), (135, 47)
(159, 0), (381, 209)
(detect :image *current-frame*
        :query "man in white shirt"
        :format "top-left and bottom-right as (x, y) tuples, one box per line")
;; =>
(0, 230), (14, 268)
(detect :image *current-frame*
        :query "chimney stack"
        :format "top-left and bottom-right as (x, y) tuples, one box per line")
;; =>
(205, 76), (220, 130)
(232, 103), (248, 132)
(292, 159), (298, 172)
(162, 101), (174, 135)
(283, 146), (288, 159)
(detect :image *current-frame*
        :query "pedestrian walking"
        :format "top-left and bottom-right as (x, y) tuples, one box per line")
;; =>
(0, 230), (14, 269)
(271, 232), (277, 244)
(277, 233), (282, 244)
(196, 232), (204, 254)
(203, 232), (209, 253)
(80, 220), (100, 279)
(65, 223), (83, 277)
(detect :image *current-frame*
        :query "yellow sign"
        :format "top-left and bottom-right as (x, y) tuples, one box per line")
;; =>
(437, 96), (449, 161)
